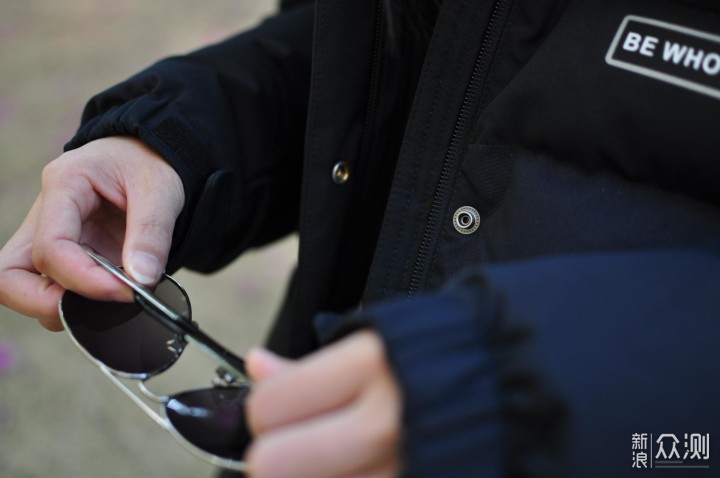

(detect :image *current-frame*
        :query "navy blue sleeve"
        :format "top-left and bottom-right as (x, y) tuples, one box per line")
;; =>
(65, 5), (314, 273)
(317, 249), (720, 477)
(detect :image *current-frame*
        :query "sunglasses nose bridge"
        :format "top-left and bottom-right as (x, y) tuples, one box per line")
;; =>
(138, 377), (171, 404)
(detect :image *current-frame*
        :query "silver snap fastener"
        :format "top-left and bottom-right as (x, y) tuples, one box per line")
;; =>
(453, 206), (480, 234)
(331, 161), (350, 184)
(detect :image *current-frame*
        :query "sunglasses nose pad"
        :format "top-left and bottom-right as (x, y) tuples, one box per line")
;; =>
(165, 336), (186, 358)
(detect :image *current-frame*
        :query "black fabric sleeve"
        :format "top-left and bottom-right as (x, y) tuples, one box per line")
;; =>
(65, 5), (314, 273)
(316, 249), (720, 477)
(280, 0), (313, 10)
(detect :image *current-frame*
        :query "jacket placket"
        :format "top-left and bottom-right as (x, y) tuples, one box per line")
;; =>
(364, 0), (515, 302)
(284, 0), (385, 356)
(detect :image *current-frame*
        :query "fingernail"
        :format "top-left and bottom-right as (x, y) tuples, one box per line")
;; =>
(128, 251), (162, 285)
(248, 346), (277, 365)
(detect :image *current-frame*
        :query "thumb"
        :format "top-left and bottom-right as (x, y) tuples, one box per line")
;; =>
(123, 203), (178, 285)
(247, 347), (292, 382)
(122, 161), (184, 286)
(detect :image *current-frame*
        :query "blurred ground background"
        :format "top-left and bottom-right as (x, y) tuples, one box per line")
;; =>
(0, 1), (298, 477)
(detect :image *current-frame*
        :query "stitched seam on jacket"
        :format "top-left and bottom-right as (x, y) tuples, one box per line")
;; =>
(297, 0), (326, 310)
(383, 0), (468, 298)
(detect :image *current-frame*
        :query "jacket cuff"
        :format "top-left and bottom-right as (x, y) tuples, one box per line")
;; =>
(64, 95), (214, 249)
(318, 287), (507, 477)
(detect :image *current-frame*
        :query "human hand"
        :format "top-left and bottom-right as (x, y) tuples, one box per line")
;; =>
(246, 330), (402, 478)
(0, 136), (184, 330)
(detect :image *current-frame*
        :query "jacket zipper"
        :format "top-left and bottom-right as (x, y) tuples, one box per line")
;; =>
(356, 0), (384, 176)
(407, 0), (512, 295)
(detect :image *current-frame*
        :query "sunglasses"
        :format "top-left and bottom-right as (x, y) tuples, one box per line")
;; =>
(58, 246), (252, 471)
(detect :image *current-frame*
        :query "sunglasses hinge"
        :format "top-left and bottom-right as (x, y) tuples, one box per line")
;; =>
(212, 366), (243, 388)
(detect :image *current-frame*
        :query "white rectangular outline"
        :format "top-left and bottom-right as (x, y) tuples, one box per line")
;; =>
(605, 15), (720, 100)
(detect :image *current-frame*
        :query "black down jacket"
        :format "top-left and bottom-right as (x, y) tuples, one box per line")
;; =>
(67, 0), (720, 476)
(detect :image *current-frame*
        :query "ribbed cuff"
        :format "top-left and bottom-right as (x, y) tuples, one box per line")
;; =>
(316, 284), (506, 477)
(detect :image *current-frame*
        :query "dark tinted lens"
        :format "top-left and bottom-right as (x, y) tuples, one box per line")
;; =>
(60, 276), (190, 375)
(166, 386), (251, 460)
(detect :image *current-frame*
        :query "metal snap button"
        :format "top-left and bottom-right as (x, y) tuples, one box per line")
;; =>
(453, 206), (480, 234)
(331, 161), (350, 184)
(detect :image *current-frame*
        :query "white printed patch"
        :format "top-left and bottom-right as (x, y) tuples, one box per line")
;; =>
(606, 16), (720, 100)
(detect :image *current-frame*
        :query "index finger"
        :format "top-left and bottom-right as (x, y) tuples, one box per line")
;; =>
(0, 199), (66, 325)
(32, 170), (130, 301)
(0, 195), (129, 328)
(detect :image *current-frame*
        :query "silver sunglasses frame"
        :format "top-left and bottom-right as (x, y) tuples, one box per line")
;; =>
(58, 245), (251, 472)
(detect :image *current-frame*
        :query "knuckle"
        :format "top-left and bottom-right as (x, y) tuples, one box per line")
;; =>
(40, 160), (62, 186)
(31, 242), (62, 279)
(381, 460), (403, 478)
(359, 330), (383, 360)
(245, 440), (274, 476)
(136, 217), (169, 235)
(358, 410), (400, 453)
(245, 389), (269, 433)
(41, 157), (88, 195)
(31, 244), (50, 274)
(131, 218), (174, 247)
(42, 151), (78, 179)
